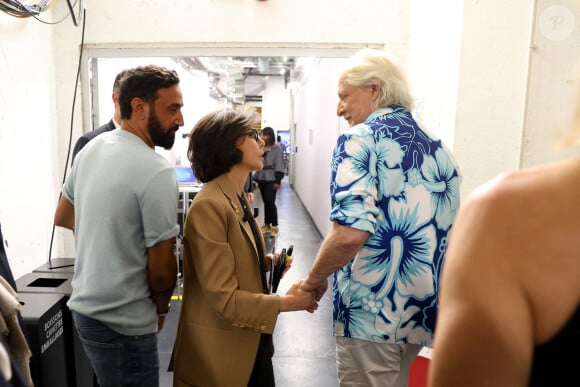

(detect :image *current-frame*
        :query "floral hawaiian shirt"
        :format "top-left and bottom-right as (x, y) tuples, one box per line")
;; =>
(330, 104), (461, 346)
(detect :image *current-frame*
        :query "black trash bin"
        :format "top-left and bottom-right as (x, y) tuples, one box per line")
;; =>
(18, 292), (70, 387)
(17, 270), (98, 387)
(16, 272), (72, 296)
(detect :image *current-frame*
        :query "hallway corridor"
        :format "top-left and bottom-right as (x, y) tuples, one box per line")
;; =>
(159, 180), (339, 386)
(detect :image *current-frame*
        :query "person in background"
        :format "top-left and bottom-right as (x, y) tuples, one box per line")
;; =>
(253, 126), (285, 238)
(301, 49), (462, 387)
(170, 107), (316, 387)
(54, 65), (184, 387)
(428, 89), (580, 387)
(277, 134), (287, 155)
(277, 134), (289, 176)
(71, 69), (129, 164)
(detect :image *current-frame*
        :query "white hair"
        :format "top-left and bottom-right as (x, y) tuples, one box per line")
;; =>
(339, 49), (414, 112)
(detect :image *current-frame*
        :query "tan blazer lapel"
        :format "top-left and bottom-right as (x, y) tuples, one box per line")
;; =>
(214, 175), (260, 258)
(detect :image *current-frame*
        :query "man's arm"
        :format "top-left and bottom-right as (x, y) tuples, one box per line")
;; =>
(302, 222), (369, 300)
(54, 196), (75, 230)
(147, 238), (178, 330)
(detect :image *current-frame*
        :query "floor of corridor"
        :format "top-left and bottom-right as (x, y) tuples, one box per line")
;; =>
(158, 180), (339, 387)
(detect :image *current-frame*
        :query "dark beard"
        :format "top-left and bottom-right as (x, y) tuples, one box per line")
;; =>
(148, 108), (176, 150)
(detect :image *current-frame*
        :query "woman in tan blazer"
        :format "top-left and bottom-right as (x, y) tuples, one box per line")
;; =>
(171, 107), (316, 387)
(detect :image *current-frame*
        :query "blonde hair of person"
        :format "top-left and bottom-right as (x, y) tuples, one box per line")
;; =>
(339, 48), (415, 112)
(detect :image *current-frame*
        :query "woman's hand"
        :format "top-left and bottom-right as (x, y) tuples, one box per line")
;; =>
(280, 280), (318, 313)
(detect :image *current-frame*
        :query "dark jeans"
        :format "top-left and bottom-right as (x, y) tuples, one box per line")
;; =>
(257, 181), (278, 226)
(71, 311), (159, 387)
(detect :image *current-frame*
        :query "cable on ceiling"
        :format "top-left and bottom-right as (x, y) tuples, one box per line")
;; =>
(0, 0), (53, 18)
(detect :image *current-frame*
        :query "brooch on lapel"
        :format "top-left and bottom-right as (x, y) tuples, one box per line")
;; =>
(229, 199), (240, 214)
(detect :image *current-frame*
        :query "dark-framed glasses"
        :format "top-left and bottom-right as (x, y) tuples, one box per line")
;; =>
(243, 128), (261, 142)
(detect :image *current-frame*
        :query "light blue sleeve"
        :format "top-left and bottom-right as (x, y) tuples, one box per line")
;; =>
(329, 129), (379, 234)
(141, 168), (180, 247)
(62, 166), (76, 204)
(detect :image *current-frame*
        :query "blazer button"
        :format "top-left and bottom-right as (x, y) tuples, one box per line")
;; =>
(260, 325), (267, 332)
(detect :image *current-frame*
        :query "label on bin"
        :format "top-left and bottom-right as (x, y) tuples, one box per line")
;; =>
(41, 309), (63, 354)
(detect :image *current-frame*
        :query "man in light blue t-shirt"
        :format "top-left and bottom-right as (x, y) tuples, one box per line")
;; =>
(54, 65), (184, 387)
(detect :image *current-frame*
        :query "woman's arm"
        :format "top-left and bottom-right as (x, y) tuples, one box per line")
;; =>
(187, 196), (281, 331)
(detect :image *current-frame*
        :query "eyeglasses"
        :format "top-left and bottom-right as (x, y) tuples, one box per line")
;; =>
(243, 129), (261, 142)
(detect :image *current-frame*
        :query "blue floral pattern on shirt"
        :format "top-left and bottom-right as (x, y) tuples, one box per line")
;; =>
(330, 105), (461, 346)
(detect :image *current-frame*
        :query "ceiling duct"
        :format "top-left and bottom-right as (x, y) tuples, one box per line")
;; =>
(175, 56), (298, 105)
(257, 57), (269, 73)
(175, 57), (222, 100)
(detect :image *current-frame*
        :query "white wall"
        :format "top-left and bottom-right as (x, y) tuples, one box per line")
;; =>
(407, 0), (464, 148)
(0, 9), (59, 279)
(80, 0), (397, 47)
(523, 0), (580, 166)
(453, 1), (535, 196)
(293, 58), (346, 237)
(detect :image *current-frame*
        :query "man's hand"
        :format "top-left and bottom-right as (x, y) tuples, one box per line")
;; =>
(157, 314), (166, 332)
(301, 277), (328, 302)
(281, 280), (318, 313)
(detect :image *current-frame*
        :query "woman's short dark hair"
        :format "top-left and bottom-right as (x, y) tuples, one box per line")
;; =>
(188, 107), (260, 183)
(262, 126), (275, 147)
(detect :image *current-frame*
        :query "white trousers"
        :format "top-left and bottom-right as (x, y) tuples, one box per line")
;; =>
(336, 336), (422, 387)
